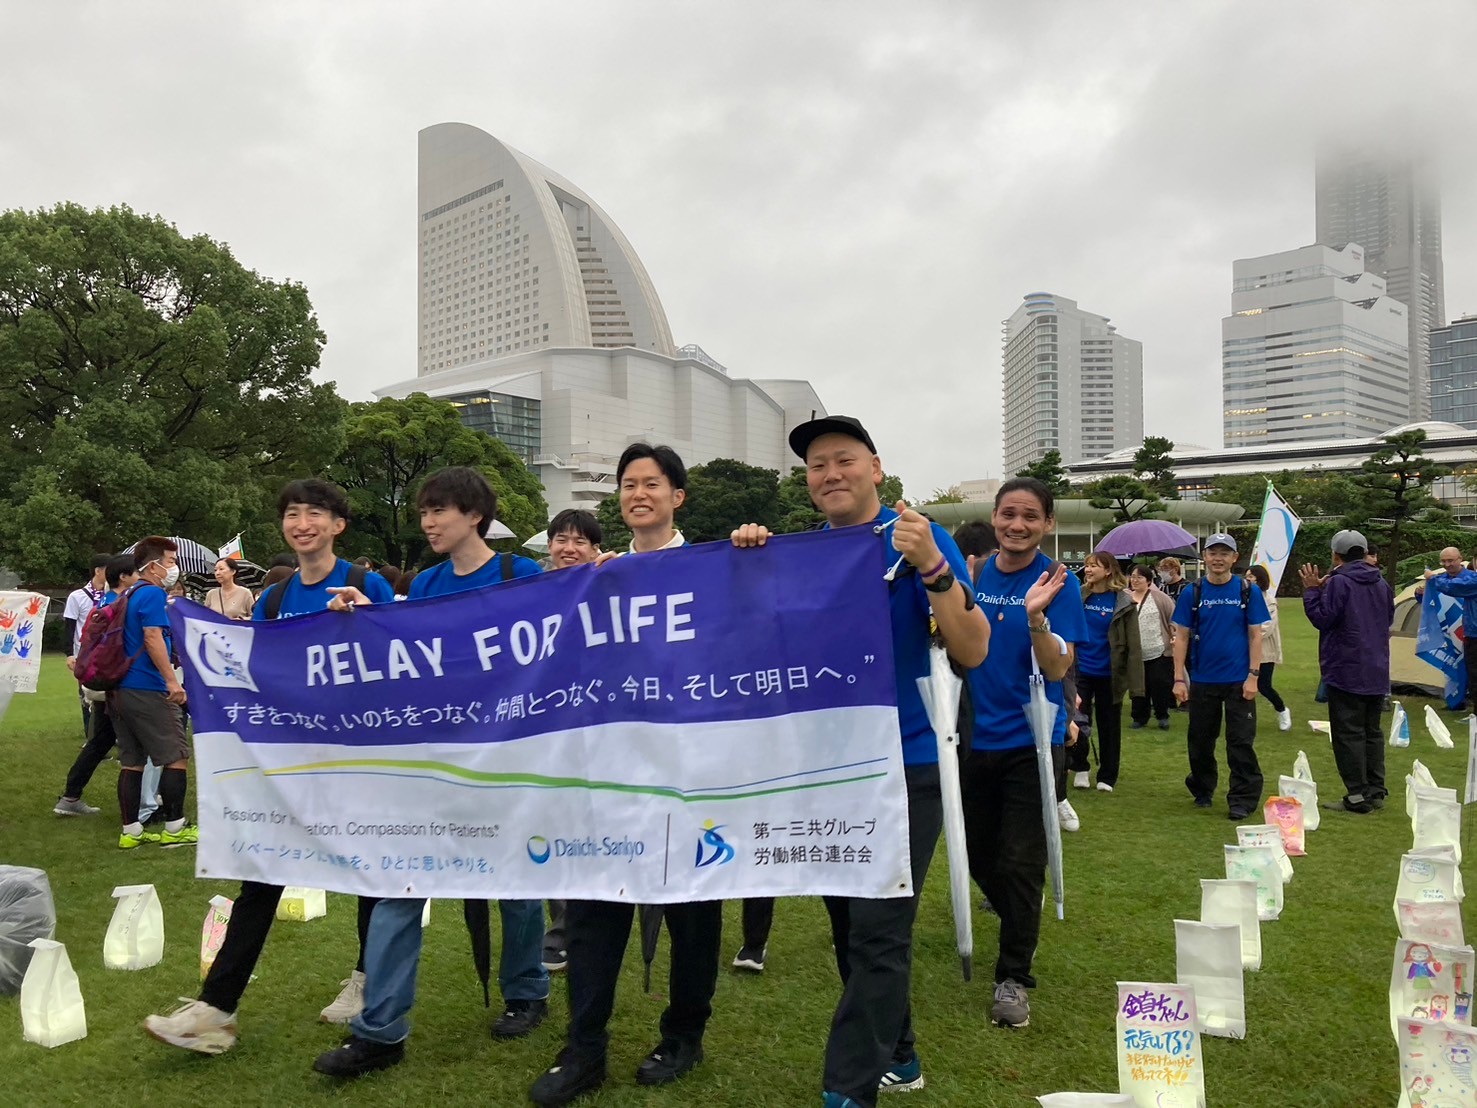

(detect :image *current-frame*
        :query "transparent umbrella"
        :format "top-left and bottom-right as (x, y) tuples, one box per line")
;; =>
(917, 646), (973, 980)
(1023, 657), (1066, 921)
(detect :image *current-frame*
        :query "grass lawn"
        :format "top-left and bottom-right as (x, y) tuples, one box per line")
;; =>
(2, 602), (1473, 1107)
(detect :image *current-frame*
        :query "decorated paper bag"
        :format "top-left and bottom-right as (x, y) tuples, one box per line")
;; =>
(1397, 899), (1465, 946)
(20, 938), (86, 1047)
(1200, 878), (1260, 971)
(1175, 920), (1244, 1038)
(1309, 720), (1331, 735)
(1395, 851), (1464, 917)
(1224, 845), (1282, 921)
(199, 895), (232, 980)
(1278, 775), (1319, 832)
(1115, 982), (1205, 1107)
(1397, 1017), (1477, 1108)
(1237, 825), (1293, 884)
(1389, 701), (1411, 747)
(1293, 750), (1314, 782)
(1413, 795), (1463, 862)
(1262, 796), (1306, 856)
(276, 887), (326, 922)
(1038, 1096), (1136, 1106)
(1408, 780), (1459, 830)
(1411, 759), (1438, 789)
(1425, 705), (1455, 749)
(1389, 938), (1475, 1038)
(104, 884), (164, 970)
(1406, 846), (1466, 899)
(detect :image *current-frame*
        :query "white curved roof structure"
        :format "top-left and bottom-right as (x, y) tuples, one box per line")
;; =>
(418, 123), (676, 374)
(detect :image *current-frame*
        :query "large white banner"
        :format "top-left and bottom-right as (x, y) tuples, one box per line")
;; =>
(173, 529), (912, 903)
(1250, 483), (1301, 593)
(0, 591), (50, 693)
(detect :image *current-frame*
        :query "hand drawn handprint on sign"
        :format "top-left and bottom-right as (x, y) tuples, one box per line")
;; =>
(16, 621), (33, 640)
(0, 610), (16, 631)
(0, 633), (13, 655)
(15, 641), (32, 659)
(25, 596), (42, 616)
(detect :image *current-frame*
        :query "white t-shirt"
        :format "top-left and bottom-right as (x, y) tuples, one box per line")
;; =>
(63, 583), (107, 654)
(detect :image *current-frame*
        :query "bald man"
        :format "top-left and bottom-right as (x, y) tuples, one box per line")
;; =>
(1422, 547), (1477, 710)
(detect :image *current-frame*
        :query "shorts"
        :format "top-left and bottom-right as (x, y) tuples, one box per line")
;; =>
(111, 688), (190, 768)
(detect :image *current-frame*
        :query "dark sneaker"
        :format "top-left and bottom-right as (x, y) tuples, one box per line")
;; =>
(1369, 796), (1386, 810)
(732, 944), (766, 972)
(991, 979), (1030, 1028)
(878, 1051), (924, 1092)
(492, 998), (547, 1040)
(530, 1049), (606, 1106)
(1186, 774), (1212, 808)
(542, 946), (567, 972)
(635, 1038), (703, 1086)
(1129, 721), (1147, 730)
(1322, 797), (1374, 814)
(1228, 807), (1252, 822)
(311, 1034), (405, 1078)
(1157, 719), (1171, 730)
(1194, 797), (1213, 808)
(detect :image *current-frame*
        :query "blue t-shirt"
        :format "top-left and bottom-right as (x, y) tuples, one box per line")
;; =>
(119, 583), (172, 692)
(1172, 577), (1271, 685)
(252, 559), (397, 621)
(408, 553), (543, 599)
(967, 551), (1088, 751)
(1078, 589), (1119, 678)
(830, 506), (974, 766)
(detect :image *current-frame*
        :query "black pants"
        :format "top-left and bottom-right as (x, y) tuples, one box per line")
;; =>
(61, 702), (116, 800)
(1131, 656), (1174, 724)
(822, 763), (941, 1108)
(961, 746), (1062, 991)
(545, 900), (567, 954)
(1257, 663), (1286, 713)
(200, 882), (377, 1012)
(563, 898), (721, 1059)
(1072, 673), (1122, 787)
(1465, 645), (1477, 708)
(740, 898), (773, 950)
(1326, 686), (1387, 803)
(1186, 683), (1262, 813)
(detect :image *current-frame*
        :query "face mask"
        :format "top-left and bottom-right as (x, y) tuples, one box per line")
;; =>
(159, 565), (180, 589)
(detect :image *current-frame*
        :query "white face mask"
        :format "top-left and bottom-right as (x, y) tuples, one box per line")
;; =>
(159, 564), (180, 589)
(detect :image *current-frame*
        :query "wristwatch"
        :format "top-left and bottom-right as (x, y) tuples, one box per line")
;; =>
(1028, 616), (1051, 634)
(924, 570), (956, 594)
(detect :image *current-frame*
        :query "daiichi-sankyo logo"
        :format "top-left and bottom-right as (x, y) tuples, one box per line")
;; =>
(695, 820), (735, 868)
(183, 618), (258, 692)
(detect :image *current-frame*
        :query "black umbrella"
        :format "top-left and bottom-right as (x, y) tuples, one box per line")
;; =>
(121, 536), (218, 576)
(639, 903), (663, 992)
(463, 899), (492, 1007)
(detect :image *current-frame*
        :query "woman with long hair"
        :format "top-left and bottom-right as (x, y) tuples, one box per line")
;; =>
(1246, 564), (1292, 731)
(1070, 552), (1144, 793)
(1126, 564), (1176, 729)
(204, 558), (253, 620)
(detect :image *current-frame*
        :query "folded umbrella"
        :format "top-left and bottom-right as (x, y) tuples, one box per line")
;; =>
(917, 646), (973, 980)
(462, 899), (492, 1007)
(1023, 655), (1066, 921)
(639, 903), (663, 992)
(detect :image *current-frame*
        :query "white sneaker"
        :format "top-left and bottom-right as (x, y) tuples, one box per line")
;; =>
(1073, 772), (1090, 790)
(1096, 782), (1113, 793)
(1277, 708), (1292, 732)
(143, 998), (238, 1054)
(1056, 799), (1080, 832)
(53, 797), (100, 816)
(320, 969), (366, 1023)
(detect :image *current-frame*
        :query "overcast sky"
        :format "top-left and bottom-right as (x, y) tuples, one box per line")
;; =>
(4, 0), (1474, 497)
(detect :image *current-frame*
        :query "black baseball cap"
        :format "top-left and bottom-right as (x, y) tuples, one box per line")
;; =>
(789, 415), (877, 460)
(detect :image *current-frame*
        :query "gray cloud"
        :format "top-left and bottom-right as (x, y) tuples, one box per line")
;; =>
(2, 0), (1472, 495)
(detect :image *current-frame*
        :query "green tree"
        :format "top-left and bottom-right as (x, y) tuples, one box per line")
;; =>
(329, 393), (547, 568)
(1132, 436), (1178, 499)
(0, 203), (345, 585)
(1083, 475), (1164, 522)
(1014, 450), (1071, 497)
(776, 467), (824, 534)
(1348, 429), (1452, 583)
(679, 459), (780, 543)
(596, 493), (631, 552)
(879, 472), (905, 506)
(928, 484), (966, 504)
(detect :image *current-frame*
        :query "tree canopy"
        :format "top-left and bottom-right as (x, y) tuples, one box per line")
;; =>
(1348, 429), (1452, 582)
(330, 393), (548, 568)
(1132, 436), (1177, 499)
(0, 203), (344, 583)
(1014, 450), (1072, 497)
(1083, 475), (1164, 522)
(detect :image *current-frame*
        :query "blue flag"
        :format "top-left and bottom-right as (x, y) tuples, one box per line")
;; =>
(1415, 589), (1468, 710)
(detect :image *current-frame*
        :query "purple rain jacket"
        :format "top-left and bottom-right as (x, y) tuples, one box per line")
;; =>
(1301, 559), (1395, 697)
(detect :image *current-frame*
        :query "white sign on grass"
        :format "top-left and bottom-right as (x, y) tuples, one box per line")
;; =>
(1115, 982), (1205, 1107)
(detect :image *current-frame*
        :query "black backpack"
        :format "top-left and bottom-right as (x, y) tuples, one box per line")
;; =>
(262, 563), (370, 619)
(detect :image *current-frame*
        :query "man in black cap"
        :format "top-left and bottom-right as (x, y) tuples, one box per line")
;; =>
(732, 414), (988, 1108)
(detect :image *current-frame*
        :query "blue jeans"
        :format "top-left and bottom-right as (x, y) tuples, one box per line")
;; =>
(351, 897), (549, 1044)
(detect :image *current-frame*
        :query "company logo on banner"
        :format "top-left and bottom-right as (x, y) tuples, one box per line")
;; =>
(172, 528), (911, 903)
(1250, 483), (1301, 592)
(1417, 590), (1469, 710)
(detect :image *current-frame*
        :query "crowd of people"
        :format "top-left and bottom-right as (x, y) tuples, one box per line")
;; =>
(43, 413), (1410, 1107)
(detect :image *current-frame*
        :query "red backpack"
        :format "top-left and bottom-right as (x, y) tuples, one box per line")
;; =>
(74, 584), (145, 691)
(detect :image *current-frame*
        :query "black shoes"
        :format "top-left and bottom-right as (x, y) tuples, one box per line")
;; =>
(1228, 807), (1251, 822)
(529, 1048), (606, 1106)
(312, 1034), (405, 1077)
(1186, 775), (1213, 808)
(636, 1038), (704, 1086)
(493, 998), (548, 1040)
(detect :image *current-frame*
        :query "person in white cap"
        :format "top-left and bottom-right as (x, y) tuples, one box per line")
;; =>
(1170, 533), (1270, 822)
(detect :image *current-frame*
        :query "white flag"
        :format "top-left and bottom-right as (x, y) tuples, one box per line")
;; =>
(217, 535), (243, 560)
(1251, 483), (1301, 593)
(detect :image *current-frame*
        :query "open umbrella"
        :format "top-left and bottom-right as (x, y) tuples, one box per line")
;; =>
(483, 520), (516, 541)
(122, 536), (219, 576)
(916, 646), (973, 980)
(1024, 655), (1066, 921)
(639, 903), (663, 992)
(1094, 519), (1196, 559)
(522, 531), (550, 553)
(462, 899), (492, 1007)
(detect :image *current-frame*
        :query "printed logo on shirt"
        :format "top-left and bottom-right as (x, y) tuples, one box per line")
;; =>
(182, 618), (258, 692)
(1200, 597), (1245, 609)
(978, 593), (1028, 608)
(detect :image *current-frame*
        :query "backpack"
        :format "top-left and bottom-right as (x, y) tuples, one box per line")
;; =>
(262, 563), (369, 620)
(1186, 576), (1251, 677)
(73, 584), (145, 692)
